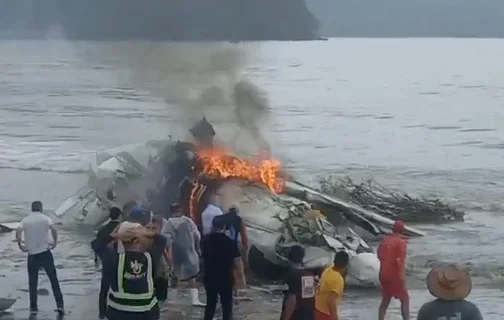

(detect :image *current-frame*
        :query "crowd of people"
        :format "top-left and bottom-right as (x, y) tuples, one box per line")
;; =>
(15, 200), (486, 320)
(88, 197), (247, 320)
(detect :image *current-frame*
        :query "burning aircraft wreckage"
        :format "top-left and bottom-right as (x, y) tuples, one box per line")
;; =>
(33, 117), (463, 288)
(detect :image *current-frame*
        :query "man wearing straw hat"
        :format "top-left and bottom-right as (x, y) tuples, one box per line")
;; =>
(417, 264), (483, 320)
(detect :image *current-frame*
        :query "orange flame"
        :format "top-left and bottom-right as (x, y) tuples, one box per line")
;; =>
(197, 147), (285, 193)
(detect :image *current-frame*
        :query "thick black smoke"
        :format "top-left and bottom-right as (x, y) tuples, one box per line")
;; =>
(122, 42), (273, 156)
(81, 42), (276, 213)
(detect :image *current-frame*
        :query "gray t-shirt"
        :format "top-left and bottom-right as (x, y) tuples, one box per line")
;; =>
(417, 299), (484, 320)
(161, 216), (201, 279)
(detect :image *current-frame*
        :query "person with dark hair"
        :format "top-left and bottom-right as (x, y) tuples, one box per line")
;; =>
(16, 201), (64, 315)
(93, 207), (122, 319)
(162, 203), (205, 306)
(222, 206), (248, 249)
(280, 245), (316, 320)
(202, 215), (245, 320)
(221, 206), (249, 298)
(95, 207), (122, 261)
(314, 251), (350, 320)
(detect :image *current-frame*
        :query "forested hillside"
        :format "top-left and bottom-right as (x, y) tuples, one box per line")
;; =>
(307, 0), (504, 37)
(0, 0), (319, 40)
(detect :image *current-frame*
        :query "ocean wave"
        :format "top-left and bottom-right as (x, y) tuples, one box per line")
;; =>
(0, 163), (88, 174)
(454, 201), (504, 214)
(406, 254), (504, 285)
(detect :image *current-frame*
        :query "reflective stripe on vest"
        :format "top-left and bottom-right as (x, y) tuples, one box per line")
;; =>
(107, 252), (158, 312)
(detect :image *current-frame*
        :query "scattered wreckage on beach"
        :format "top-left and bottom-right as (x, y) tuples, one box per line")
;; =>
(30, 117), (445, 288)
(0, 116), (466, 288)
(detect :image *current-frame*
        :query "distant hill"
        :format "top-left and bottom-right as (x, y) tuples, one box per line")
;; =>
(307, 0), (504, 38)
(3, 0), (500, 40)
(0, 0), (319, 41)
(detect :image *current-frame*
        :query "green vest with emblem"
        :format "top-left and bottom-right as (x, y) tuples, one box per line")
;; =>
(108, 252), (158, 312)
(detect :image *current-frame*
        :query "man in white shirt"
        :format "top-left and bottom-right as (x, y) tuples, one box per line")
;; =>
(201, 203), (224, 235)
(16, 201), (64, 315)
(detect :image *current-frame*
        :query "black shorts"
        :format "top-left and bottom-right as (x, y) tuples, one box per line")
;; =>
(154, 278), (169, 301)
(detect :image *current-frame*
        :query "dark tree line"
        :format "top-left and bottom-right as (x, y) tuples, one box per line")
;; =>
(0, 0), (319, 41)
(308, 0), (504, 38)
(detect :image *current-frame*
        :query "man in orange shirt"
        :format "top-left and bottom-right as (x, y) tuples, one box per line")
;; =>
(314, 251), (349, 320)
(378, 220), (409, 320)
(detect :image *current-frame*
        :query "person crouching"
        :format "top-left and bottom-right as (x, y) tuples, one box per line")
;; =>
(91, 221), (166, 320)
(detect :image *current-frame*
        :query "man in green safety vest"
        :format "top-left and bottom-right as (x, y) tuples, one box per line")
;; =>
(91, 218), (167, 320)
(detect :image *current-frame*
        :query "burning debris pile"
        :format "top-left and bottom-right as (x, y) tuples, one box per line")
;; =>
(164, 112), (453, 233)
(197, 147), (285, 193)
(319, 176), (465, 223)
(176, 115), (286, 225)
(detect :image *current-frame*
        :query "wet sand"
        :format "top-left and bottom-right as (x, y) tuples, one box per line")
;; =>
(1, 230), (503, 320)
(2, 282), (504, 320)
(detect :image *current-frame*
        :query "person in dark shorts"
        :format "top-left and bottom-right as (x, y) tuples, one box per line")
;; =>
(202, 215), (245, 320)
(93, 207), (122, 319)
(280, 245), (316, 320)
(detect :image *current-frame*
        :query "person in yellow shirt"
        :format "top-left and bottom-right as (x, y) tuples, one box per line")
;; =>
(314, 251), (350, 320)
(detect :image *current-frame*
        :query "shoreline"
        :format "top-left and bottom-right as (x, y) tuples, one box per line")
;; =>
(0, 37), (327, 42)
(3, 36), (504, 42)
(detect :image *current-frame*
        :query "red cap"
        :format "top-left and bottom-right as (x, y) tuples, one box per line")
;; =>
(393, 220), (405, 233)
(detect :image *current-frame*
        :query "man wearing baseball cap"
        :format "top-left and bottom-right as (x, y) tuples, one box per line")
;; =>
(129, 205), (151, 226)
(417, 264), (483, 320)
